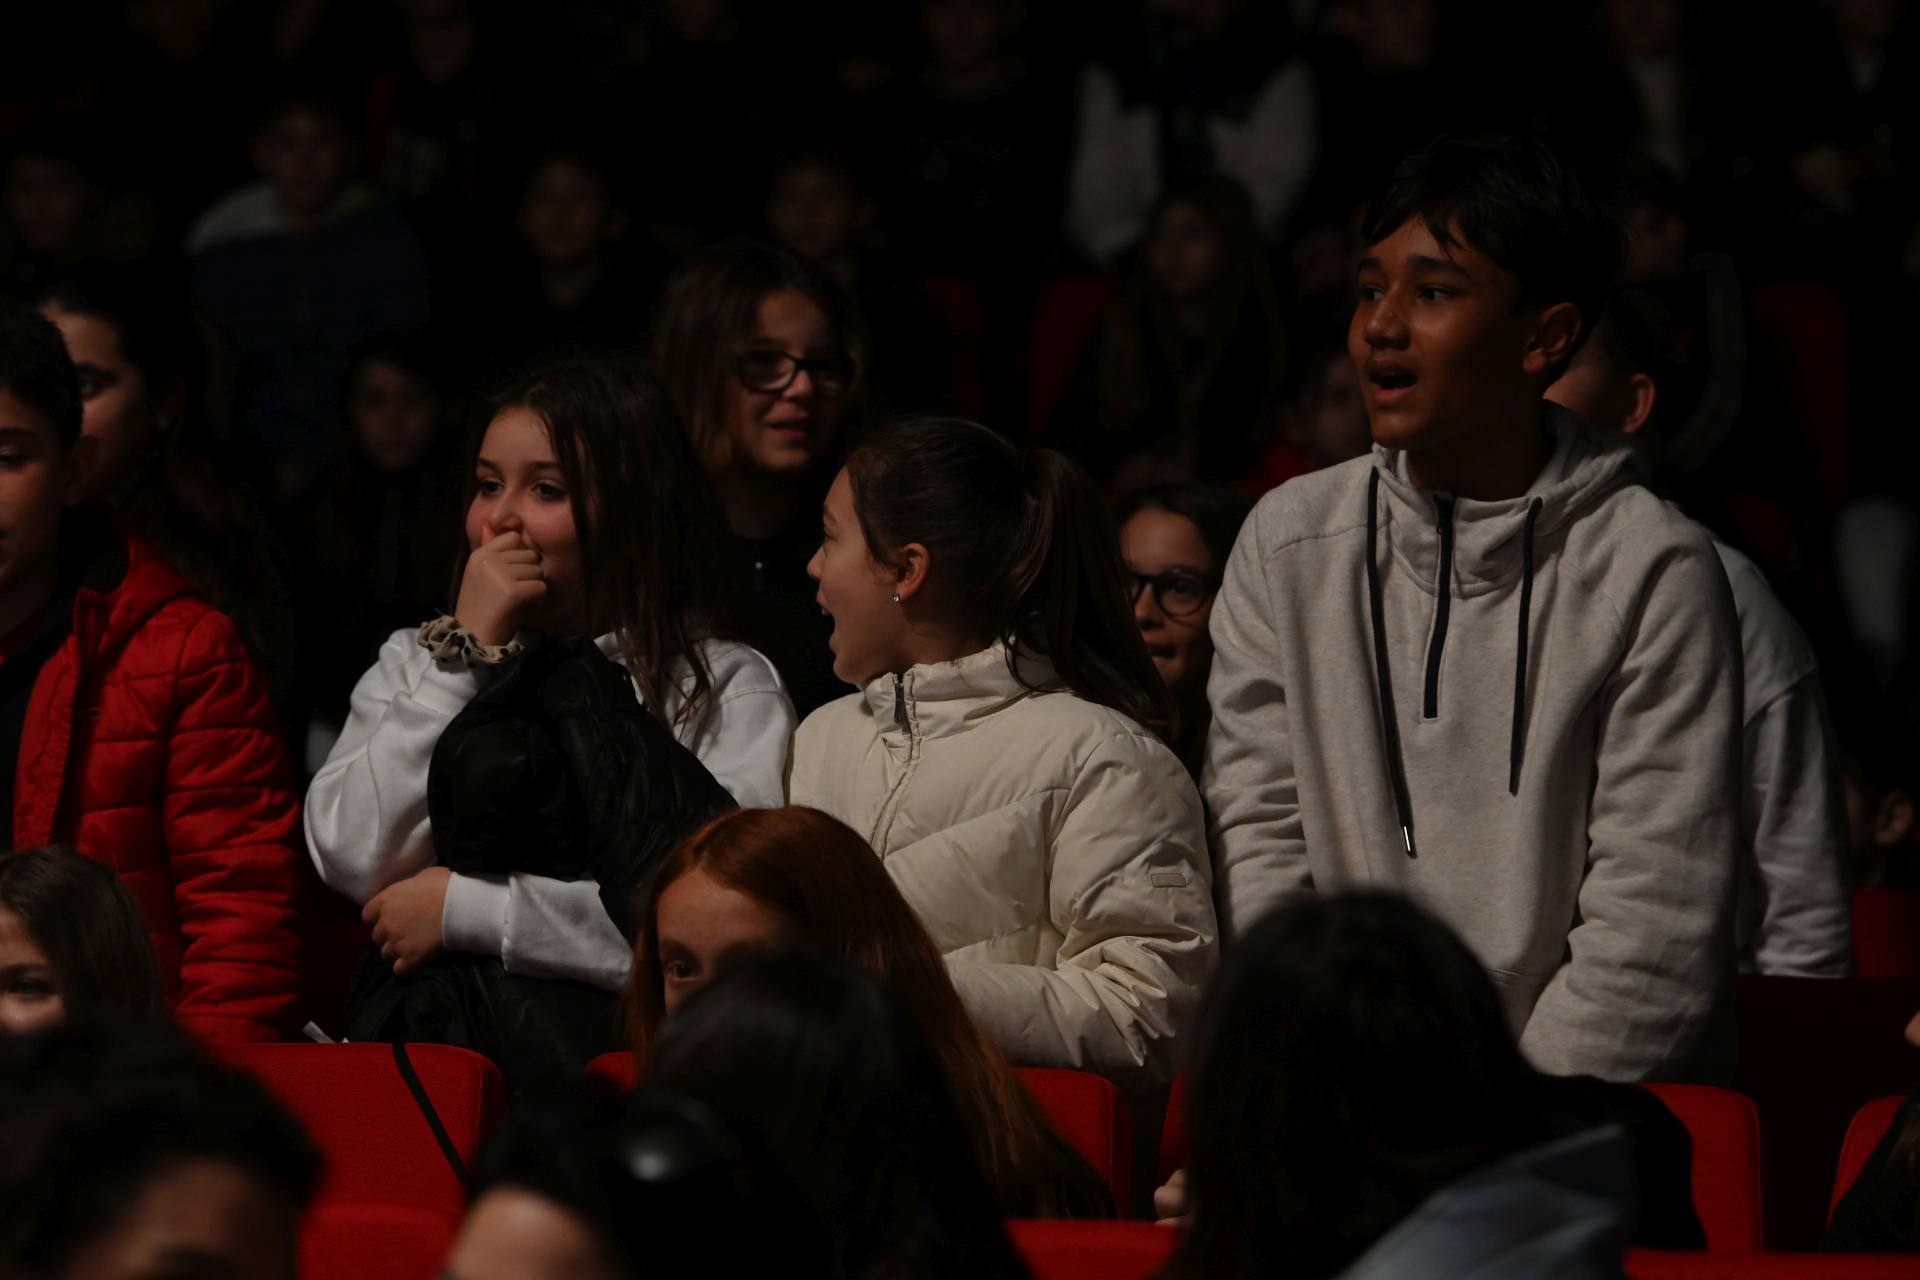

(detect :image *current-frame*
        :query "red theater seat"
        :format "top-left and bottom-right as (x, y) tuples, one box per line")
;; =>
(586, 1049), (640, 1091)
(1009, 1219), (1176, 1280)
(1832, 1095), (1905, 1219)
(1016, 1067), (1132, 1208)
(301, 1202), (458, 1280)
(1644, 1084), (1764, 1253)
(218, 1042), (506, 1216)
(1853, 889), (1920, 978)
(1025, 274), (1118, 439)
(1628, 1249), (1920, 1278)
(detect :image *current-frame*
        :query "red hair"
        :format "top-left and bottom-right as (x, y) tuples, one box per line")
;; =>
(629, 806), (1109, 1218)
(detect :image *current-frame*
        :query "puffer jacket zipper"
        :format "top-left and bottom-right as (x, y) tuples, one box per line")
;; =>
(868, 672), (922, 854)
(1423, 495), (1456, 719)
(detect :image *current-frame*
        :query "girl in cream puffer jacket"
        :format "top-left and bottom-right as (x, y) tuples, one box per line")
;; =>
(787, 418), (1217, 1088)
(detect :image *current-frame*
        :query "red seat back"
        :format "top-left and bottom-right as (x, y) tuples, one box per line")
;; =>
(1643, 1084), (1764, 1252)
(1736, 975), (1920, 1247)
(1831, 1095), (1906, 1219)
(1009, 1219), (1176, 1280)
(1853, 889), (1920, 978)
(1016, 1067), (1132, 1207)
(916, 271), (985, 418)
(1628, 1248), (1920, 1278)
(1024, 274), (1118, 440)
(1158, 1072), (1189, 1184)
(586, 1049), (640, 1091)
(301, 1202), (458, 1280)
(218, 1042), (506, 1216)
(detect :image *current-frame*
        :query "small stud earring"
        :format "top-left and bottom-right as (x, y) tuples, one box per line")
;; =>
(890, 591), (902, 604)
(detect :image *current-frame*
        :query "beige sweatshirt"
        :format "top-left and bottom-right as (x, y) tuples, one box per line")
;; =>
(1203, 408), (1743, 1082)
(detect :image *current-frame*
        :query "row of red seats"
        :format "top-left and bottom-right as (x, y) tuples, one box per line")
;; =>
(214, 1040), (1915, 1278)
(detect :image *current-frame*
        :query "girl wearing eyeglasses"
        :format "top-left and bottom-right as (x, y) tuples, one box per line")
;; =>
(651, 239), (868, 716)
(1115, 482), (1252, 777)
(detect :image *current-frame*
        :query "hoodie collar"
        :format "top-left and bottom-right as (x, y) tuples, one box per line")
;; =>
(1370, 404), (1637, 596)
(859, 641), (1062, 742)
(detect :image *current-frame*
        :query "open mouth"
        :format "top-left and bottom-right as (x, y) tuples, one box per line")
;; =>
(1368, 364), (1418, 406)
(1145, 643), (1175, 660)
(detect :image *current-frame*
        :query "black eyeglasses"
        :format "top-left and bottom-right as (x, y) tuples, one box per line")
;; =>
(733, 348), (855, 396)
(1127, 568), (1220, 619)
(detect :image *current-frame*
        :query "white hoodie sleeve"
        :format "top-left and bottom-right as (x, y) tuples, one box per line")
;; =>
(1201, 506), (1312, 940)
(947, 733), (1219, 1089)
(1064, 65), (1157, 265)
(1519, 542), (1743, 1081)
(1741, 673), (1853, 977)
(307, 633), (797, 994)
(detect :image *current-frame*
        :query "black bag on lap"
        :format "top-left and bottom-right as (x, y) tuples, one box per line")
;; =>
(346, 636), (737, 1092)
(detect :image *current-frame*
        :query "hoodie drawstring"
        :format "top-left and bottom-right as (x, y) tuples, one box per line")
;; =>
(1366, 471), (1546, 849)
(1366, 470), (1417, 857)
(1509, 498), (1543, 795)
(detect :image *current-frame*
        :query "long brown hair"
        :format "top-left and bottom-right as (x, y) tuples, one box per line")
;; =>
(457, 354), (740, 730)
(648, 238), (869, 476)
(847, 417), (1175, 736)
(0, 846), (166, 1021)
(629, 806), (1112, 1218)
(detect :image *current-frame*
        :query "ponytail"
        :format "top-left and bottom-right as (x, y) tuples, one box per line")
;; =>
(847, 418), (1173, 736)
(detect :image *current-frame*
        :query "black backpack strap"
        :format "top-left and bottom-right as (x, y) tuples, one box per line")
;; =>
(392, 1041), (472, 1188)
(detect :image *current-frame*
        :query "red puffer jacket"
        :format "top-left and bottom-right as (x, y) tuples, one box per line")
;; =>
(10, 530), (303, 1043)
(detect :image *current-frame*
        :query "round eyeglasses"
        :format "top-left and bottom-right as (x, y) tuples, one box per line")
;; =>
(1126, 568), (1221, 619)
(733, 348), (855, 397)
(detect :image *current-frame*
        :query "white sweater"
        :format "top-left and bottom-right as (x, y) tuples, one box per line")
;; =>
(305, 629), (795, 991)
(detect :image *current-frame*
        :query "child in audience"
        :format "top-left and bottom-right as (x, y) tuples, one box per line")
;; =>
(0, 1019), (319, 1279)
(645, 953), (1032, 1280)
(0, 845), (164, 1035)
(1205, 134), (1744, 1082)
(1161, 891), (1699, 1278)
(788, 417), (1216, 1088)
(1547, 290), (1854, 978)
(38, 266), (299, 713)
(629, 804), (1114, 1217)
(1114, 482), (1251, 776)
(0, 299), (305, 1044)
(1844, 716), (1919, 889)
(305, 355), (792, 1067)
(189, 90), (431, 500)
(650, 239), (867, 715)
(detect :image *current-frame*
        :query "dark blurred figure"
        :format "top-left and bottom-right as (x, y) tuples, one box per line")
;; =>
(295, 332), (462, 757)
(1057, 176), (1286, 490)
(644, 953), (1034, 1280)
(0, 1019), (319, 1280)
(38, 265), (300, 718)
(445, 1083), (829, 1280)
(650, 240), (867, 716)
(189, 88), (431, 503)
(1, 115), (157, 300)
(1064, 0), (1316, 264)
(1238, 339), (1376, 496)
(764, 144), (950, 414)
(1843, 712), (1919, 890)
(363, 0), (491, 236)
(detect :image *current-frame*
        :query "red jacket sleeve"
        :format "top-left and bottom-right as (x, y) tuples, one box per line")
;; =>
(161, 608), (305, 1044)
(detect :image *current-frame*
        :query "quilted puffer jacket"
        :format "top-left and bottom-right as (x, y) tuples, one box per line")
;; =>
(788, 642), (1218, 1088)
(10, 526), (304, 1043)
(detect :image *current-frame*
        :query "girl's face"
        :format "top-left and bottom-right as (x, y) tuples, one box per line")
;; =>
(654, 867), (799, 1016)
(518, 159), (620, 269)
(721, 289), (845, 478)
(465, 409), (587, 634)
(1148, 200), (1224, 302)
(1121, 507), (1219, 703)
(351, 358), (441, 473)
(0, 904), (63, 1036)
(42, 304), (165, 504)
(807, 468), (909, 687)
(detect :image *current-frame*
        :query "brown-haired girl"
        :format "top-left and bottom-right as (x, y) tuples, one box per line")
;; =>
(788, 417), (1217, 1088)
(0, 845), (166, 1035)
(650, 239), (866, 715)
(629, 805), (1113, 1218)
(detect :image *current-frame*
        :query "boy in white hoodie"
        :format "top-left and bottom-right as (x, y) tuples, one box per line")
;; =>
(1204, 135), (1744, 1082)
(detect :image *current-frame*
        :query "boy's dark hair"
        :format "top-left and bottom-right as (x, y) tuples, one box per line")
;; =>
(0, 297), (82, 445)
(0, 846), (166, 1022)
(1361, 133), (1623, 377)
(1113, 482), (1254, 572)
(0, 1019), (320, 1274)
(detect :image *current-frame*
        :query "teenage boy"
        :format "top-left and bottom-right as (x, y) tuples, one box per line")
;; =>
(1547, 291), (1853, 979)
(0, 299), (303, 1042)
(1204, 135), (1743, 1082)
